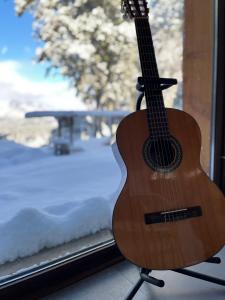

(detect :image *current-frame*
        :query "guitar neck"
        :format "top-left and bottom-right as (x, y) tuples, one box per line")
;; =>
(135, 17), (169, 138)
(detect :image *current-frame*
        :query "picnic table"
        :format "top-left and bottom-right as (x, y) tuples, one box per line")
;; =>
(25, 110), (129, 154)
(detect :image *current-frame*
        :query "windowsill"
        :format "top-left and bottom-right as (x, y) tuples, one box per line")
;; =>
(0, 229), (113, 281)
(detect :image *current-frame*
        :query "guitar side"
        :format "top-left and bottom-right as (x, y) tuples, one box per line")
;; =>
(112, 108), (225, 270)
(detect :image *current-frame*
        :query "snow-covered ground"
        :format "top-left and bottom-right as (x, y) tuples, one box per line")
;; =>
(0, 138), (121, 265)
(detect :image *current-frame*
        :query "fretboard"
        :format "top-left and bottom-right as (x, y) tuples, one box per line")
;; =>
(135, 17), (169, 139)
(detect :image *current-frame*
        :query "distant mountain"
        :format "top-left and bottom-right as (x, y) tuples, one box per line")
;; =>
(0, 61), (85, 119)
(0, 60), (85, 146)
(0, 80), (84, 119)
(0, 81), (45, 118)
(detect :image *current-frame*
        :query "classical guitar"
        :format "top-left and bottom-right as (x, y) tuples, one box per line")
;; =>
(112, 0), (225, 270)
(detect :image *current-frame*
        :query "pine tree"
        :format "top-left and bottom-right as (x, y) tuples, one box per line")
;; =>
(15, 0), (183, 109)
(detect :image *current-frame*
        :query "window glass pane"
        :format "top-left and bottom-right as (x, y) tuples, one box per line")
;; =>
(150, 0), (184, 110)
(0, 0), (184, 281)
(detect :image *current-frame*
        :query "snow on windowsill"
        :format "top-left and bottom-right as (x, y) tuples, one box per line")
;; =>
(0, 138), (121, 265)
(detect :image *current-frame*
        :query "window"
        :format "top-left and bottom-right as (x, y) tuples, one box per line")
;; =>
(1, 0), (204, 296)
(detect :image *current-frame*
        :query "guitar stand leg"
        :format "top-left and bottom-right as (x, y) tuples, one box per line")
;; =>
(125, 257), (225, 300)
(173, 264), (225, 287)
(140, 269), (165, 287)
(125, 268), (164, 300)
(125, 277), (144, 300)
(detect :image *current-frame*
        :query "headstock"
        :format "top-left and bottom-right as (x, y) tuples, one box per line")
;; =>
(121, 0), (149, 19)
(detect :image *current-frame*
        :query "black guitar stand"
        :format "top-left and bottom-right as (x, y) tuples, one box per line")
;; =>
(125, 77), (225, 300)
(125, 256), (225, 300)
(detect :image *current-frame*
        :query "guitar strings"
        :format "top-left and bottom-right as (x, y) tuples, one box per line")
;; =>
(135, 17), (177, 223)
(135, 18), (169, 217)
(142, 16), (182, 223)
(142, 19), (174, 222)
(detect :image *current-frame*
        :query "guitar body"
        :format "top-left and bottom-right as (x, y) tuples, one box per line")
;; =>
(113, 108), (225, 270)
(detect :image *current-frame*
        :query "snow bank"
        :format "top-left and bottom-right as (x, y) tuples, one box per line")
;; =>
(0, 138), (121, 264)
(0, 198), (111, 262)
(0, 139), (49, 167)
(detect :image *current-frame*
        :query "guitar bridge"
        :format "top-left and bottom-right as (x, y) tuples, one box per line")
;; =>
(144, 206), (202, 224)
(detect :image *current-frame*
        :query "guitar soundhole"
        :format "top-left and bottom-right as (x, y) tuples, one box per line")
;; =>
(143, 136), (182, 172)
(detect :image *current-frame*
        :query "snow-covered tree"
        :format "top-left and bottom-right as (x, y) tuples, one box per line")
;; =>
(15, 0), (183, 109)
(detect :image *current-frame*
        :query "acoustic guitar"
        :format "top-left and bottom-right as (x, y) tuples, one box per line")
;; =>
(112, 0), (225, 270)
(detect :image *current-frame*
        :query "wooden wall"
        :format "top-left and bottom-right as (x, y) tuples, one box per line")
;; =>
(183, 0), (213, 172)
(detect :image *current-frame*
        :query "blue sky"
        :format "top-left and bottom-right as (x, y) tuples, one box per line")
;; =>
(0, 1), (83, 116)
(0, 0), (62, 82)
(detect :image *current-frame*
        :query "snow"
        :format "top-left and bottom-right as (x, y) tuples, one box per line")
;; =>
(0, 138), (121, 265)
(0, 140), (51, 168)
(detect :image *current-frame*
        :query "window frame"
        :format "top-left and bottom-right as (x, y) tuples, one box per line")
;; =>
(0, 240), (123, 299)
(211, 0), (225, 193)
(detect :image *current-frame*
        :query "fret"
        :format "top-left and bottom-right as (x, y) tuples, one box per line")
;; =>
(141, 59), (154, 63)
(137, 45), (154, 49)
(147, 104), (166, 108)
(141, 52), (156, 58)
(136, 28), (152, 33)
(142, 64), (158, 70)
(147, 112), (167, 116)
(148, 118), (168, 122)
(149, 127), (168, 130)
(147, 108), (166, 112)
(147, 100), (165, 105)
(147, 116), (168, 121)
(141, 63), (156, 69)
(141, 54), (157, 60)
(149, 122), (168, 125)
(136, 42), (154, 47)
(140, 50), (155, 55)
(147, 118), (168, 123)
(147, 106), (167, 111)
(139, 49), (157, 57)
(148, 110), (167, 113)
(147, 114), (168, 119)
(143, 68), (159, 71)
(148, 123), (168, 127)
(147, 107), (167, 111)
(149, 129), (169, 135)
(142, 72), (157, 78)
(147, 104), (165, 107)
(147, 110), (167, 115)
(148, 119), (168, 123)
(142, 69), (159, 74)
(141, 57), (156, 63)
(148, 123), (169, 127)
(148, 117), (167, 121)
(137, 43), (154, 47)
